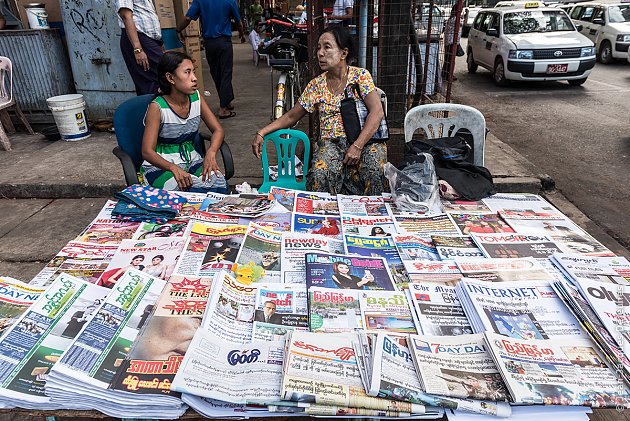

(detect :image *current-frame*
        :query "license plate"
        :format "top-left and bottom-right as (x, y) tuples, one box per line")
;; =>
(547, 64), (568, 74)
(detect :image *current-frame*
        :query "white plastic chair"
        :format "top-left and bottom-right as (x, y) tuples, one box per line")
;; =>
(249, 32), (269, 67)
(375, 87), (387, 117)
(0, 56), (34, 151)
(404, 103), (486, 166)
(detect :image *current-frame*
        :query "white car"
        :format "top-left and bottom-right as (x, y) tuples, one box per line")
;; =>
(467, 5), (596, 86)
(565, 2), (630, 63)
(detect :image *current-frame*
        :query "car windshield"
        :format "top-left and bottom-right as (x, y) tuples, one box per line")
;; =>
(608, 5), (630, 23)
(503, 10), (575, 34)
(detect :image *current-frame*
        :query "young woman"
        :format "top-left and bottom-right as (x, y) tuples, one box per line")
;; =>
(98, 255), (145, 288)
(331, 261), (374, 289)
(143, 255), (168, 279)
(141, 52), (228, 193)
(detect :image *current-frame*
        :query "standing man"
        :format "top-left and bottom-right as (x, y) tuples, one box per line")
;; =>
(250, 0), (263, 28)
(116, 0), (164, 95)
(328, 0), (353, 27)
(177, 0), (246, 119)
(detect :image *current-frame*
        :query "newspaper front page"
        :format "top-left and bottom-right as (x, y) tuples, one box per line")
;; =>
(359, 291), (416, 334)
(430, 235), (484, 261)
(402, 261), (462, 286)
(280, 232), (343, 284)
(345, 235), (409, 289)
(308, 287), (362, 333)
(234, 223), (282, 284)
(0, 277), (45, 336)
(454, 257), (553, 283)
(252, 283), (308, 341)
(337, 195), (389, 217)
(305, 252), (396, 291)
(393, 234), (440, 261)
(407, 283), (472, 336)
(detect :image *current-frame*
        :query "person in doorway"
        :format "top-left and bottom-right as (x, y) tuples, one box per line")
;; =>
(442, 7), (463, 82)
(177, 0), (246, 119)
(116, 0), (164, 95)
(328, 0), (353, 27)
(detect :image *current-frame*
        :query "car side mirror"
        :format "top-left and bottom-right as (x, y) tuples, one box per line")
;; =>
(486, 28), (499, 37)
(592, 17), (604, 25)
(575, 24), (583, 31)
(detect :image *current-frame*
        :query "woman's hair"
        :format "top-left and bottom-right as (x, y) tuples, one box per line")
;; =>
(131, 254), (145, 261)
(320, 26), (356, 64)
(157, 51), (193, 95)
(332, 261), (349, 274)
(370, 226), (384, 235)
(153, 254), (165, 262)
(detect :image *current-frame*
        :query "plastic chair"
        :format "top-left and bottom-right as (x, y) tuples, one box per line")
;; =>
(259, 129), (310, 193)
(375, 87), (387, 117)
(404, 103), (486, 166)
(0, 56), (35, 151)
(112, 94), (234, 187)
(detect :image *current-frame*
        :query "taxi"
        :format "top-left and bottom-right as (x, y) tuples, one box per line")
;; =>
(466, 2), (596, 86)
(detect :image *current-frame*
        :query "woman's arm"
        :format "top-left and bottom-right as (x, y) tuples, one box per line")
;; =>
(343, 90), (385, 165)
(142, 102), (193, 190)
(252, 103), (308, 158)
(199, 98), (226, 180)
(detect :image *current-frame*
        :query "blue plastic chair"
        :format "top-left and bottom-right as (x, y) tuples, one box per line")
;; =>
(112, 94), (234, 186)
(259, 129), (310, 193)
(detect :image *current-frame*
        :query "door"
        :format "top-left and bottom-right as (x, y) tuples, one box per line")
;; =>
(478, 13), (499, 67)
(469, 12), (488, 66)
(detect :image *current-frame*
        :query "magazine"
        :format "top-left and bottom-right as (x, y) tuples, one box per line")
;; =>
(340, 215), (397, 237)
(174, 191), (211, 220)
(393, 234), (440, 261)
(308, 287), (362, 333)
(498, 208), (566, 221)
(359, 290), (416, 334)
(482, 194), (553, 213)
(132, 220), (189, 240)
(252, 283), (308, 340)
(407, 283), (473, 336)
(75, 217), (141, 245)
(550, 253), (630, 284)
(485, 331), (630, 407)
(408, 333), (510, 402)
(203, 195), (274, 218)
(471, 233), (562, 259)
(337, 194), (389, 217)
(454, 257), (553, 283)
(345, 234), (408, 289)
(247, 212), (292, 233)
(441, 200), (491, 214)
(294, 192), (339, 215)
(268, 186), (299, 212)
(502, 218), (585, 236)
(234, 223), (282, 284)
(402, 261), (462, 286)
(0, 277), (45, 336)
(392, 214), (460, 236)
(292, 212), (343, 240)
(305, 252), (396, 291)
(280, 232), (344, 284)
(431, 235), (484, 260)
(547, 232), (614, 257)
(449, 213), (514, 236)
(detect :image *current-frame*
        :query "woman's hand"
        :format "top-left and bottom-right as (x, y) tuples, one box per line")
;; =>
(170, 165), (193, 190)
(202, 152), (223, 181)
(252, 132), (264, 159)
(343, 143), (363, 166)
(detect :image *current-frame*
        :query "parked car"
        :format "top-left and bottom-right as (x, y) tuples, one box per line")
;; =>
(495, 1), (546, 8)
(565, 2), (630, 63)
(415, 4), (446, 40)
(467, 4), (596, 86)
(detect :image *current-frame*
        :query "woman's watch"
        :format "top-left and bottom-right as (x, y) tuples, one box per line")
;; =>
(133, 47), (143, 54)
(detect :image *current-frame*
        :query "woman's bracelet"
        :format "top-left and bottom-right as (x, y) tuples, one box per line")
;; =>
(351, 143), (363, 151)
(256, 131), (264, 139)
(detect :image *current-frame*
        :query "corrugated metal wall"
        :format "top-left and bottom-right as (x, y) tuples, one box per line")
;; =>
(0, 29), (75, 123)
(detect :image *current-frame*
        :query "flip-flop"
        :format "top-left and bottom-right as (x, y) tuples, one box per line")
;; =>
(219, 111), (237, 119)
(226, 104), (235, 110)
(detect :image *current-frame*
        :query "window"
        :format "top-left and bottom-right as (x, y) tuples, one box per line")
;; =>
(479, 13), (494, 31)
(489, 13), (500, 32)
(473, 12), (486, 29)
(592, 8), (604, 22)
(503, 10), (574, 34)
(579, 6), (596, 22)
(570, 6), (582, 20)
(608, 5), (630, 23)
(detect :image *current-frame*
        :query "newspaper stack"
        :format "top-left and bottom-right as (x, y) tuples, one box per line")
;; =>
(406, 282), (473, 336)
(550, 253), (630, 285)
(0, 274), (107, 409)
(44, 269), (184, 418)
(0, 276), (45, 335)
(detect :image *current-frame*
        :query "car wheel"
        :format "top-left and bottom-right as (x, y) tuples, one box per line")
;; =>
(568, 77), (587, 86)
(467, 50), (478, 74)
(597, 41), (613, 64)
(493, 58), (508, 86)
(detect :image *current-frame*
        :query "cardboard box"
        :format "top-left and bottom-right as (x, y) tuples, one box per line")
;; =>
(173, 0), (200, 37)
(184, 36), (204, 93)
(16, 0), (62, 27)
(153, 0), (177, 28)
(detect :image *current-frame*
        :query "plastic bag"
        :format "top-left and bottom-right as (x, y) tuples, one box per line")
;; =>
(383, 153), (442, 214)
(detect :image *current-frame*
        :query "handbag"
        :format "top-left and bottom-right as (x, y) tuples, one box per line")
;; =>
(456, 44), (465, 57)
(340, 83), (389, 145)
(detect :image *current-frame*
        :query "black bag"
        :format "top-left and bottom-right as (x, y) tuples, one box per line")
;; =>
(340, 83), (389, 144)
(456, 44), (465, 57)
(404, 136), (496, 201)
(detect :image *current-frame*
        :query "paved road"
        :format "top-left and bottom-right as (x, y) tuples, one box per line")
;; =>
(452, 40), (630, 250)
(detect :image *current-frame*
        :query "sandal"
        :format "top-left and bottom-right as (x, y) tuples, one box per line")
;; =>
(219, 111), (237, 119)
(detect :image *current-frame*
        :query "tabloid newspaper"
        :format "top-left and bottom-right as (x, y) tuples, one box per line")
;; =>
(501, 218), (586, 236)
(456, 279), (587, 341)
(280, 232), (343, 284)
(337, 194), (389, 217)
(366, 333), (511, 417)
(132, 220), (189, 240)
(305, 252), (397, 291)
(454, 257), (554, 283)
(252, 283), (308, 341)
(408, 333), (510, 402)
(97, 237), (185, 288)
(498, 208), (566, 221)
(174, 222), (247, 277)
(430, 235), (484, 260)
(0, 274), (107, 409)
(550, 253), (630, 284)
(294, 192), (339, 215)
(0, 277), (44, 336)
(109, 273), (215, 396)
(359, 290), (416, 334)
(248, 212), (292, 233)
(402, 261), (462, 286)
(292, 212), (343, 240)
(203, 195), (275, 218)
(75, 215), (141, 245)
(393, 234), (440, 261)
(31, 241), (118, 286)
(233, 223), (282, 284)
(548, 232), (614, 257)
(484, 331), (630, 407)
(345, 234), (409, 289)
(173, 191), (212, 219)
(171, 334), (285, 404)
(448, 213), (514, 236)
(441, 200), (491, 214)
(308, 287), (362, 333)
(481, 193), (553, 213)
(268, 186), (299, 212)
(341, 215), (397, 237)
(281, 330), (426, 413)
(392, 214), (460, 236)
(407, 283), (473, 336)
(471, 233), (562, 259)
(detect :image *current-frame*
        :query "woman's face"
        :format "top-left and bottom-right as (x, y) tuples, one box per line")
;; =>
(168, 59), (197, 95)
(317, 32), (347, 71)
(152, 257), (163, 265)
(374, 227), (384, 234)
(132, 257), (144, 265)
(337, 263), (350, 274)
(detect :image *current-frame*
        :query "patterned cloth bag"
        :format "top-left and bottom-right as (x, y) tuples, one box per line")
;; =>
(340, 83), (389, 145)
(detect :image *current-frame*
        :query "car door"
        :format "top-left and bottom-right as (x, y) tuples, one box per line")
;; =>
(586, 7), (605, 44)
(468, 12), (488, 63)
(479, 13), (500, 67)
(574, 6), (597, 41)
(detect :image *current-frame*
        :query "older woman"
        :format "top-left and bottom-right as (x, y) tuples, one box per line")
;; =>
(252, 27), (387, 195)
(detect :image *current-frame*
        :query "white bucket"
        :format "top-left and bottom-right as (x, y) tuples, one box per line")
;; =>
(46, 94), (91, 141)
(25, 3), (49, 29)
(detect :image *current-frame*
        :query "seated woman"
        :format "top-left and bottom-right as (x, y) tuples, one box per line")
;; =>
(251, 27), (387, 195)
(141, 52), (228, 193)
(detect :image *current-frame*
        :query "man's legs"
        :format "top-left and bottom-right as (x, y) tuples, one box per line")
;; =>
(120, 30), (163, 95)
(203, 36), (235, 117)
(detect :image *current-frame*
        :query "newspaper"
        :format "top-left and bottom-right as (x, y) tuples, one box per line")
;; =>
(280, 232), (343, 284)
(431, 235), (484, 260)
(502, 218), (585, 236)
(481, 194), (553, 213)
(367, 333), (511, 417)
(281, 331), (426, 413)
(248, 212), (292, 233)
(550, 253), (630, 284)
(337, 195), (389, 217)
(448, 213), (514, 236)
(441, 200), (491, 214)
(173, 191), (212, 220)
(308, 287), (362, 333)
(454, 257), (553, 283)
(174, 222), (247, 277)
(547, 232), (614, 257)
(75, 216), (140, 245)
(393, 234), (440, 261)
(359, 290), (416, 334)
(408, 333), (510, 402)
(268, 186), (300, 212)
(402, 261), (462, 285)
(0, 277), (45, 336)
(456, 279), (586, 341)
(340, 215), (397, 237)
(392, 214), (460, 236)
(234, 223), (282, 284)
(498, 208), (566, 221)
(407, 283), (473, 336)
(171, 334), (285, 404)
(203, 195), (275, 218)
(132, 220), (189, 240)
(485, 331), (630, 407)
(294, 192), (339, 215)
(0, 274), (107, 409)
(345, 234), (409, 289)
(471, 233), (562, 259)
(252, 283), (308, 340)
(305, 252), (396, 291)
(292, 212), (343, 240)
